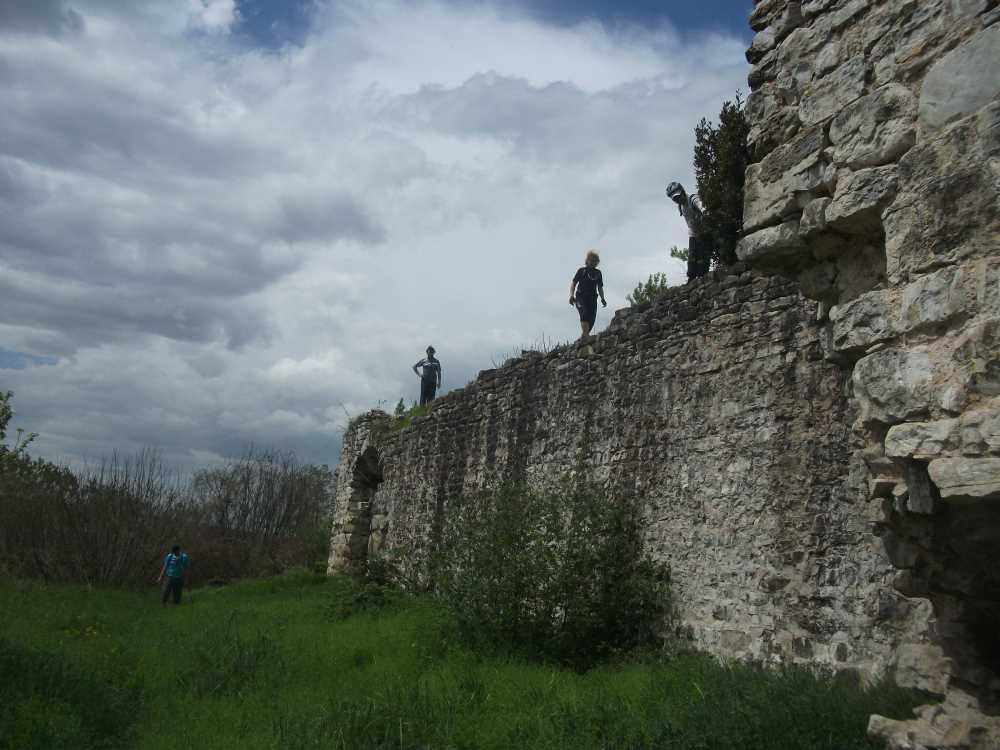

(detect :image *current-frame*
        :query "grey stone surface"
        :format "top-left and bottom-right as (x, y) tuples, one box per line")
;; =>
(885, 419), (959, 459)
(333, 2), (1000, 741)
(826, 165), (899, 234)
(830, 84), (917, 168)
(743, 125), (829, 232)
(798, 56), (867, 126)
(928, 457), (1000, 501)
(735, 220), (807, 263)
(331, 269), (895, 675)
(853, 348), (933, 425)
(884, 101), (1000, 282)
(739, 0), (1000, 742)
(919, 25), (1000, 131)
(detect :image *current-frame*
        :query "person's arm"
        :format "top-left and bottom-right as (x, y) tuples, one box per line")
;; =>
(598, 274), (607, 307)
(413, 360), (422, 378)
(157, 558), (166, 583)
(569, 268), (581, 304)
(437, 363), (442, 388)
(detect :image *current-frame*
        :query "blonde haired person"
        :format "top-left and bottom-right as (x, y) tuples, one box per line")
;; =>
(569, 249), (606, 341)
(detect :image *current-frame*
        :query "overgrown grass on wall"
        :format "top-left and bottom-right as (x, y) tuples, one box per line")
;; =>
(1, 571), (923, 750)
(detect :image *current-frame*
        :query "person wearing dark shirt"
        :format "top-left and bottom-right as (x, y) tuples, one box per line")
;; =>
(569, 249), (606, 342)
(412, 346), (442, 405)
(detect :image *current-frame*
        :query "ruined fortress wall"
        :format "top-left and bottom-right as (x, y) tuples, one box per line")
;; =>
(331, 269), (903, 677)
(741, 0), (1000, 715)
(330, 0), (1000, 729)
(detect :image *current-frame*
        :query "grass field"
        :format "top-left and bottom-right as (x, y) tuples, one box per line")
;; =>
(1, 571), (922, 749)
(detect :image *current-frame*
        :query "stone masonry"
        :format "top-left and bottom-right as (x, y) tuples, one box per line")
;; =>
(332, 270), (906, 677)
(741, 0), (999, 746)
(332, 1), (1000, 746)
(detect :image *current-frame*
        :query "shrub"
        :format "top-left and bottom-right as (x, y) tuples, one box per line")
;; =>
(433, 483), (671, 668)
(627, 272), (672, 307)
(694, 92), (751, 268)
(0, 392), (335, 586)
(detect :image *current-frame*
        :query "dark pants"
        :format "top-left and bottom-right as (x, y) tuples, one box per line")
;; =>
(420, 378), (437, 406)
(162, 577), (184, 604)
(576, 295), (597, 328)
(687, 235), (711, 280)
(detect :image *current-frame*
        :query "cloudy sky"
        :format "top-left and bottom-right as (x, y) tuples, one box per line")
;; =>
(1, 0), (752, 473)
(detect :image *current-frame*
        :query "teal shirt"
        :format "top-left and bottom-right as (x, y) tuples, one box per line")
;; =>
(164, 552), (189, 579)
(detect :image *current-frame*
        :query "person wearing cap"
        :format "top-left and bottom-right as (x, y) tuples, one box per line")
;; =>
(412, 346), (442, 405)
(665, 181), (710, 280)
(569, 249), (607, 342)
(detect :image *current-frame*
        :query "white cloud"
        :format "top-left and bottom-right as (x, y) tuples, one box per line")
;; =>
(0, 0), (748, 472)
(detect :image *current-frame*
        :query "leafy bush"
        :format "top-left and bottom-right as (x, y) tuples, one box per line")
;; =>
(0, 391), (334, 586)
(434, 483), (671, 668)
(627, 272), (672, 307)
(325, 573), (404, 621)
(694, 92), (750, 268)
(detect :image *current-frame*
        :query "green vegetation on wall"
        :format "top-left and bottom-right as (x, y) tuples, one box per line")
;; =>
(694, 93), (751, 268)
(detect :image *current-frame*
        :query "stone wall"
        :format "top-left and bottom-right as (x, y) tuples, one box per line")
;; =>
(331, 269), (908, 677)
(741, 0), (999, 744)
(330, 0), (1000, 744)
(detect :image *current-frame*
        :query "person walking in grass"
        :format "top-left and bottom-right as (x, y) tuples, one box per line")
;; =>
(157, 544), (190, 606)
(412, 345), (442, 406)
(569, 249), (607, 342)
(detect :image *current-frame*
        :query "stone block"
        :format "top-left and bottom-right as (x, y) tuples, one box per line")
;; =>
(885, 419), (958, 459)
(826, 165), (899, 234)
(798, 197), (831, 237)
(928, 457), (1000, 501)
(919, 25), (1000, 131)
(799, 56), (867, 126)
(736, 220), (807, 264)
(829, 84), (917, 169)
(853, 348), (933, 425)
(743, 125), (828, 232)
(829, 289), (896, 354)
(892, 643), (953, 695)
(898, 263), (977, 332)
(829, 0), (869, 30)
(953, 318), (1000, 398)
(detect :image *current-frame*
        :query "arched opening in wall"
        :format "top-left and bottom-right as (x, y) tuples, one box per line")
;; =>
(930, 503), (1000, 712)
(347, 447), (383, 569)
(887, 486), (1000, 712)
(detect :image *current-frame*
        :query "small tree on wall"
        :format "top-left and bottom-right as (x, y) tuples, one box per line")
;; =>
(694, 92), (750, 268)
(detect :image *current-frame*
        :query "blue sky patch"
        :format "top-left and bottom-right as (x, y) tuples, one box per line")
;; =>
(0, 348), (58, 370)
(234, 0), (754, 49)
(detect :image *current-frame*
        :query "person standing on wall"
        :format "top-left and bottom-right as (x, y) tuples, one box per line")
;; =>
(157, 544), (190, 606)
(666, 181), (711, 280)
(569, 249), (607, 342)
(412, 346), (442, 406)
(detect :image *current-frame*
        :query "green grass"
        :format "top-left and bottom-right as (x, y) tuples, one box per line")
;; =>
(0, 571), (922, 749)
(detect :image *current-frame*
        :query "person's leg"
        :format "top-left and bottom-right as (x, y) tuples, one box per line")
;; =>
(686, 236), (699, 280)
(697, 236), (712, 276)
(420, 379), (432, 406)
(172, 578), (183, 605)
(161, 579), (171, 605)
(577, 298), (596, 340)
